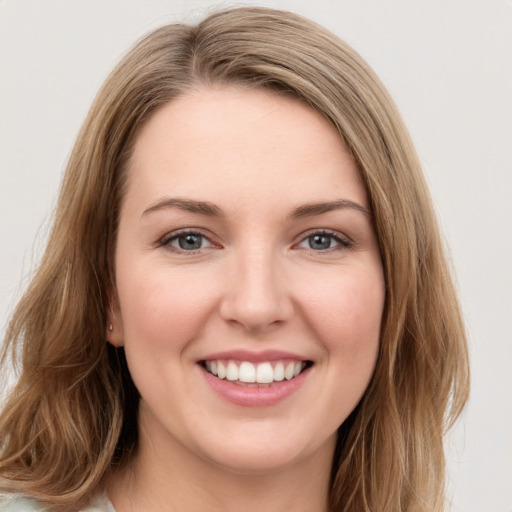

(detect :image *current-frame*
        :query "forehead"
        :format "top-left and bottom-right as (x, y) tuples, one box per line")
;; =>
(125, 86), (367, 212)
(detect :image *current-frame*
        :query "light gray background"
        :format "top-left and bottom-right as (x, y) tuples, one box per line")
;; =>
(1, 1), (511, 511)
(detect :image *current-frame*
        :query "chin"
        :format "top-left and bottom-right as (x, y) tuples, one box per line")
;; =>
(195, 425), (335, 476)
(205, 445), (306, 475)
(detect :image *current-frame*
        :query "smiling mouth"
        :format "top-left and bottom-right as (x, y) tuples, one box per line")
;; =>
(200, 359), (313, 387)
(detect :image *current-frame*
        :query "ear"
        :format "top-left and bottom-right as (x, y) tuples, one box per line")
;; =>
(106, 287), (125, 347)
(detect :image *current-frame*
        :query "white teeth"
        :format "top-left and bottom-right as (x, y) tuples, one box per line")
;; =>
(226, 361), (239, 381)
(273, 362), (284, 381)
(205, 359), (307, 383)
(256, 362), (274, 384)
(284, 362), (295, 380)
(239, 361), (256, 383)
(217, 361), (226, 379)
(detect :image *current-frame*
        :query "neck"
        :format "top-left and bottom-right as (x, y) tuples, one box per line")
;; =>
(108, 413), (334, 512)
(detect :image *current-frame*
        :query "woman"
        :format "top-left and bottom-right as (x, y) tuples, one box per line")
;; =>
(0, 7), (469, 512)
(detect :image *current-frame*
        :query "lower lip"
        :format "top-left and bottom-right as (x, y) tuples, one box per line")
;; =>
(200, 365), (311, 407)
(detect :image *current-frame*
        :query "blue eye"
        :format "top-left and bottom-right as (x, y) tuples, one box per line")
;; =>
(175, 234), (204, 250)
(163, 231), (213, 252)
(308, 234), (334, 250)
(297, 231), (349, 251)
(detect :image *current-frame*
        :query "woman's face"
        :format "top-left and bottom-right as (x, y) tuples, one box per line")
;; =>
(111, 87), (385, 474)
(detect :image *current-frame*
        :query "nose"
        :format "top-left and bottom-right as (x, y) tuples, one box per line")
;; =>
(220, 248), (294, 333)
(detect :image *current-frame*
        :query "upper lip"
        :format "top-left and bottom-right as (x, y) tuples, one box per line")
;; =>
(199, 349), (310, 363)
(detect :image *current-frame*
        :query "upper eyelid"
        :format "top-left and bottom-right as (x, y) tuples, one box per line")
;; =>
(160, 228), (215, 243)
(295, 228), (352, 244)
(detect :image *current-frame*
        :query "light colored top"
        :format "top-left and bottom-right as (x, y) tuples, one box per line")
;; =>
(0, 493), (116, 511)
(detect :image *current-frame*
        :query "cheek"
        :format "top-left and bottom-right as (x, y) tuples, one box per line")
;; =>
(299, 266), (384, 360)
(116, 262), (220, 350)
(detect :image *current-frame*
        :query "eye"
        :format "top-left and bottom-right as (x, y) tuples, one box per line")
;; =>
(161, 230), (216, 252)
(296, 231), (351, 251)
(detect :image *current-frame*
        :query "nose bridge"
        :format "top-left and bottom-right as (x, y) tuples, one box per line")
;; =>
(221, 241), (292, 331)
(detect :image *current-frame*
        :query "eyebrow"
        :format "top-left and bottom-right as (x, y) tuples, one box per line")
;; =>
(290, 199), (370, 219)
(142, 197), (370, 219)
(142, 197), (224, 217)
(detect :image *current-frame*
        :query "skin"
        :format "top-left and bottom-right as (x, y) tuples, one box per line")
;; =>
(107, 86), (385, 512)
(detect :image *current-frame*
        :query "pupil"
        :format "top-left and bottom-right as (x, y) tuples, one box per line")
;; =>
(310, 234), (331, 250)
(179, 234), (202, 250)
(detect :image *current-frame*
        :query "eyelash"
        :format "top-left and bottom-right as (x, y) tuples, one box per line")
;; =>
(159, 229), (352, 254)
(159, 229), (217, 253)
(296, 229), (353, 252)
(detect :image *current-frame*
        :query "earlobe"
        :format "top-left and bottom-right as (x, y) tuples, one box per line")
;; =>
(106, 323), (124, 347)
(106, 289), (125, 347)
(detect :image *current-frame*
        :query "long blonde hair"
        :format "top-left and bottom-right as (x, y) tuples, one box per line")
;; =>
(0, 7), (469, 511)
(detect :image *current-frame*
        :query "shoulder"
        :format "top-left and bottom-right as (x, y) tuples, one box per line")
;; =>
(84, 493), (116, 512)
(0, 495), (45, 511)
(0, 493), (115, 511)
